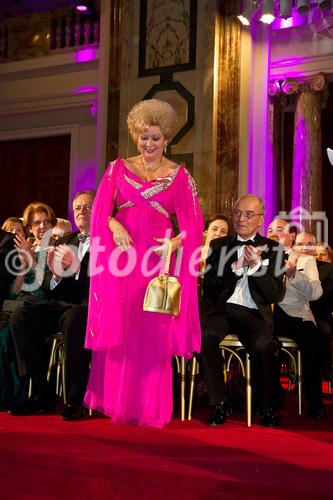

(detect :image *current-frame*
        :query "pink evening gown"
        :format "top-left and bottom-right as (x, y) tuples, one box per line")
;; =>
(84, 158), (203, 428)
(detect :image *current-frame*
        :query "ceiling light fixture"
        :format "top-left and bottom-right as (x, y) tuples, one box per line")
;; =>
(296, 0), (310, 14)
(317, 0), (332, 9)
(259, 0), (275, 24)
(75, 1), (91, 13)
(279, 0), (293, 19)
(237, 0), (259, 26)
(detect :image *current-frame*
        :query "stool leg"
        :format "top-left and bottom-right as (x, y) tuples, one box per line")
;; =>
(28, 378), (33, 398)
(188, 357), (197, 420)
(60, 345), (67, 405)
(246, 353), (251, 427)
(56, 355), (61, 396)
(297, 350), (302, 415)
(47, 339), (57, 383)
(180, 357), (186, 421)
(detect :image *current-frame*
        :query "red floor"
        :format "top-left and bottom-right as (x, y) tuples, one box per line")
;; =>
(0, 391), (333, 500)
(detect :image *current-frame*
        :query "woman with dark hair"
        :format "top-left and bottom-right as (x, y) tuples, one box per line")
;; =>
(201, 214), (229, 265)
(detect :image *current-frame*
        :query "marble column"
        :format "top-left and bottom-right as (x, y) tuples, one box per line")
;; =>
(214, 2), (241, 216)
(290, 74), (327, 230)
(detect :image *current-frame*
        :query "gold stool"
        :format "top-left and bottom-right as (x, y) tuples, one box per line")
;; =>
(175, 356), (186, 420)
(187, 334), (252, 426)
(278, 336), (302, 415)
(220, 335), (252, 427)
(47, 332), (67, 404)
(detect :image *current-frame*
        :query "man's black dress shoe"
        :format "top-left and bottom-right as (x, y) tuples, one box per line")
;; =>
(10, 397), (51, 416)
(62, 400), (85, 421)
(259, 408), (281, 427)
(308, 405), (326, 421)
(207, 401), (232, 426)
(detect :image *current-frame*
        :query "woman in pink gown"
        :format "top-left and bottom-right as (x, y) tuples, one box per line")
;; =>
(84, 99), (203, 427)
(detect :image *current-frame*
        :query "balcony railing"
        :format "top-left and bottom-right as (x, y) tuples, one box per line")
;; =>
(0, 9), (100, 63)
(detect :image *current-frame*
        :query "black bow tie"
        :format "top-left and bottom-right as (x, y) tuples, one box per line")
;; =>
(237, 239), (254, 246)
(78, 233), (90, 243)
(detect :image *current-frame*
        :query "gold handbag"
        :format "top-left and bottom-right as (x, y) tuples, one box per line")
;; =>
(143, 239), (181, 316)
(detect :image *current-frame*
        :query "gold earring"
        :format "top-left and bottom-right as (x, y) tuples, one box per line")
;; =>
(164, 143), (168, 154)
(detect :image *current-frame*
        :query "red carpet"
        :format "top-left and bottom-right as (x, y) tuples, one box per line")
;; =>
(0, 391), (333, 499)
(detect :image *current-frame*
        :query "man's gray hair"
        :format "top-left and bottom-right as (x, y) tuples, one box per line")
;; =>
(73, 190), (96, 203)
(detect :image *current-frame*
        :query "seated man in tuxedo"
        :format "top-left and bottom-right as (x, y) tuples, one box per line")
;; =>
(200, 194), (285, 427)
(0, 228), (17, 309)
(294, 232), (333, 382)
(10, 190), (95, 420)
(267, 220), (325, 420)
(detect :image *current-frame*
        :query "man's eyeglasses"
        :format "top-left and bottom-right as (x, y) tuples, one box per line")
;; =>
(232, 209), (263, 219)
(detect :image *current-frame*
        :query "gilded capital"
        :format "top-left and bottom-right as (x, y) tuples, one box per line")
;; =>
(281, 73), (327, 96)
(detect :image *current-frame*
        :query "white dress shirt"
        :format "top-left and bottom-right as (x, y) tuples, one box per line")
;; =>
(227, 235), (261, 310)
(278, 252), (322, 323)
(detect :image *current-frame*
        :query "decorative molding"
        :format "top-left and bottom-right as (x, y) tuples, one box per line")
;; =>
(268, 73), (328, 97)
(0, 91), (98, 116)
(270, 53), (333, 80)
(0, 49), (99, 81)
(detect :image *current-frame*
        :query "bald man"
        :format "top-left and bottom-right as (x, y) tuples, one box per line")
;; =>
(267, 221), (325, 420)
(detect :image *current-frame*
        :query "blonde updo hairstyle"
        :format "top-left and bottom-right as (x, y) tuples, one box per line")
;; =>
(127, 99), (178, 144)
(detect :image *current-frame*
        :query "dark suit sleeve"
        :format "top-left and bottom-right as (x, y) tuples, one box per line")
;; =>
(248, 242), (285, 304)
(203, 238), (240, 303)
(0, 232), (18, 307)
(311, 263), (333, 318)
(42, 232), (89, 304)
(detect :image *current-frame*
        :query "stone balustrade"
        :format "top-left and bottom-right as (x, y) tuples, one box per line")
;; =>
(0, 9), (100, 62)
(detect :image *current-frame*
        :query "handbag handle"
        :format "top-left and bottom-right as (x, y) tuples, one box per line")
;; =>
(163, 239), (173, 276)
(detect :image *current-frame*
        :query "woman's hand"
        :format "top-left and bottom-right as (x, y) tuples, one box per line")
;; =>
(153, 236), (181, 257)
(14, 233), (36, 271)
(108, 217), (133, 251)
(14, 233), (33, 255)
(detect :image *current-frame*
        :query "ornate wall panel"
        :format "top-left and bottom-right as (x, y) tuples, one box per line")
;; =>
(214, 1), (241, 216)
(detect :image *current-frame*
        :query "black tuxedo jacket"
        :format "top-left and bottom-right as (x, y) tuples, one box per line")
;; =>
(43, 232), (90, 305)
(310, 260), (333, 320)
(0, 229), (16, 308)
(202, 233), (285, 320)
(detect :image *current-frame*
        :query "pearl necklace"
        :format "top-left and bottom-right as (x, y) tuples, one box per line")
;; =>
(139, 155), (163, 173)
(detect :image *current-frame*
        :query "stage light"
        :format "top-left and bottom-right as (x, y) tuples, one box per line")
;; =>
(279, 0), (293, 19)
(296, 0), (310, 14)
(318, 0), (332, 9)
(327, 148), (333, 166)
(75, 1), (94, 13)
(259, 0), (275, 24)
(237, 0), (259, 26)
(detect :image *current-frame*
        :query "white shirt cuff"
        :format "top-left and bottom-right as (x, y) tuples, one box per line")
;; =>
(246, 260), (261, 276)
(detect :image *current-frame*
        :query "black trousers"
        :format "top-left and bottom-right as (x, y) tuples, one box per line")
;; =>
(10, 301), (90, 401)
(274, 305), (323, 407)
(200, 303), (279, 410)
